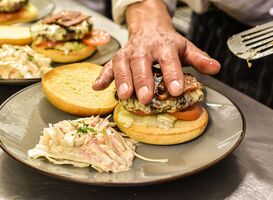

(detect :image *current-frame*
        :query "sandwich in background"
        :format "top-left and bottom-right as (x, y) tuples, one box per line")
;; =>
(0, 0), (37, 25)
(31, 10), (111, 63)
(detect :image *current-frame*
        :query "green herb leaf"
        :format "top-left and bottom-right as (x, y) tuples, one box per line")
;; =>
(27, 54), (33, 61)
(77, 122), (95, 134)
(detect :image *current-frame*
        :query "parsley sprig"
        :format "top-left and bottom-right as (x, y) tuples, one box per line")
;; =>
(77, 122), (95, 134)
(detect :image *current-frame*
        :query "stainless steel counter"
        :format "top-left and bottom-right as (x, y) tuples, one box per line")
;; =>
(1, 0), (273, 199)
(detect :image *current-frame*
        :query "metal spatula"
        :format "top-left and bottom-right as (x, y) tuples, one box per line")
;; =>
(227, 21), (273, 60)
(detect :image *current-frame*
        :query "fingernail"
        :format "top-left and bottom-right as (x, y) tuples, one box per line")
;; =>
(118, 82), (129, 97)
(169, 80), (183, 95)
(138, 86), (149, 102)
(209, 58), (215, 65)
(95, 78), (100, 85)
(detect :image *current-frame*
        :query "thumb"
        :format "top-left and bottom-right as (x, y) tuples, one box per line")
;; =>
(181, 41), (221, 75)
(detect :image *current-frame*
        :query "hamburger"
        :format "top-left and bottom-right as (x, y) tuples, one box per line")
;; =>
(31, 10), (110, 63)
(0, 0), (37, 25)
(113, 71), (208, 145)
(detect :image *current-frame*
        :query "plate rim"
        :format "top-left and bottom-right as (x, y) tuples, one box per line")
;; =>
(0, 82), (246, 187)
(31, 0), (56, 21)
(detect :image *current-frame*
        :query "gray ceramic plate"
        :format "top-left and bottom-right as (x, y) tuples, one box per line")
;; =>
(0, 83), (245, 186)
(0, 36), (120, 85)
(31, 0), (55, 21)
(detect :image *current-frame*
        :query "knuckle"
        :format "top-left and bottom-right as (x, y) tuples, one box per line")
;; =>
(133, 71), (153, 89)
(102, 69), (113, 81)
(113, 67), (131, 87)
(160, 66), (181, 81)
(163, 65), (183, 82)
(113, 49), (130, 61)
(101, 66), (113, 79)
(99, 80), (109, 89)
(159, 50), (177, 64)
(103, 60), (112, 69)
(114, 71), (128, 84)
(130, 50), (150, 64)
(134, 76), (151, 88)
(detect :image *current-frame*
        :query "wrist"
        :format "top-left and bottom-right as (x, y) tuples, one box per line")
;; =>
(125, 0), (175, 36)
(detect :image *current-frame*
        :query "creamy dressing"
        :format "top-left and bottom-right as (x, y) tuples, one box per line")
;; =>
(118, 106), (177, 129)
(31, 19), (92, 43)
(53, 41), (87, 55)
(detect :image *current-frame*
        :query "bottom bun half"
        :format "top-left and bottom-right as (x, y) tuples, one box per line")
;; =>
(32, 44), (96, 63)
(114, 103), (208, 145)
(0, 3), (37, 25)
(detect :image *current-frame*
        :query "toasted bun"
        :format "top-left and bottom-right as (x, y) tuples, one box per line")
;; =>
(0, 3), (37, 25)
(42, 62), (117, 116)
(114, 103), (208, 145)
(0, 26), (32, 46)
(32, 43), (96, 63)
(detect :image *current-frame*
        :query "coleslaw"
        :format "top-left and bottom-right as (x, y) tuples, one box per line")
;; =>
(0, 44), (52, 79)
(28, 116), (168, 173)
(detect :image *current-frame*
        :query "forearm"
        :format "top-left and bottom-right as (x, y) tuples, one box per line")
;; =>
(125, 0), (175, 37)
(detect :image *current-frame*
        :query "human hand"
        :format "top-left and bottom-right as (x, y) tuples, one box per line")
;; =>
(93, 0), (220, 104)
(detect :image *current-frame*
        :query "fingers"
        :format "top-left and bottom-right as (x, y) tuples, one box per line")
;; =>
(94, 33), (221, 105)
(112, 49), (134, 100)
(130, 50), (154, 104)
(156, 45), (184, 96)
(92, 60), (114, 90)
(182, 41), (221, 74)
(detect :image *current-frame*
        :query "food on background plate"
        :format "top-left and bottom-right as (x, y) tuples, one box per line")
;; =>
(114, 71), (208, 145)
(42, 62), (117, 116)
(0, 0), (37, 25)
(0, 44), (52, 79)
(0, 26), (32, 46)
(28, 116), (168, 173)
(31, 10), (111, 63)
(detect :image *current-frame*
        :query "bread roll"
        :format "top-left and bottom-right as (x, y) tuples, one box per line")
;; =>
(0, 26), (32, 46)
(32, 44), (96, 63)
(42, 62), (117, 116)
(0, 3), (37, 25)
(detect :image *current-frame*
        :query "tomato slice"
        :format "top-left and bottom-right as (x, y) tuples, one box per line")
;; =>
(0, 9), (23, 22)
(129, 110), (149, 116)
(129, 104), (203, 120)
(37, 40), (64, 49)
(82, 29), (111, 47)
(170, 104), (203, 121)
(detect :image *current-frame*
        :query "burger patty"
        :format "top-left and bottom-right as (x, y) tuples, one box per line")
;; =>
(31, 11), (93, 44)
(43, 10), (90, 27)
(31, 20), (92, 43)
(0, 0), (27, 13)
(120, 88), (204, 114)
(120, 73), (205, 114)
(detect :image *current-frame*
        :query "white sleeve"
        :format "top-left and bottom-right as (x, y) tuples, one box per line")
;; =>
(179, 0), (209, 13)
(211, 0), (273, 26)
(112, 0), (177, 24)
(112, 0), (143, 24)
